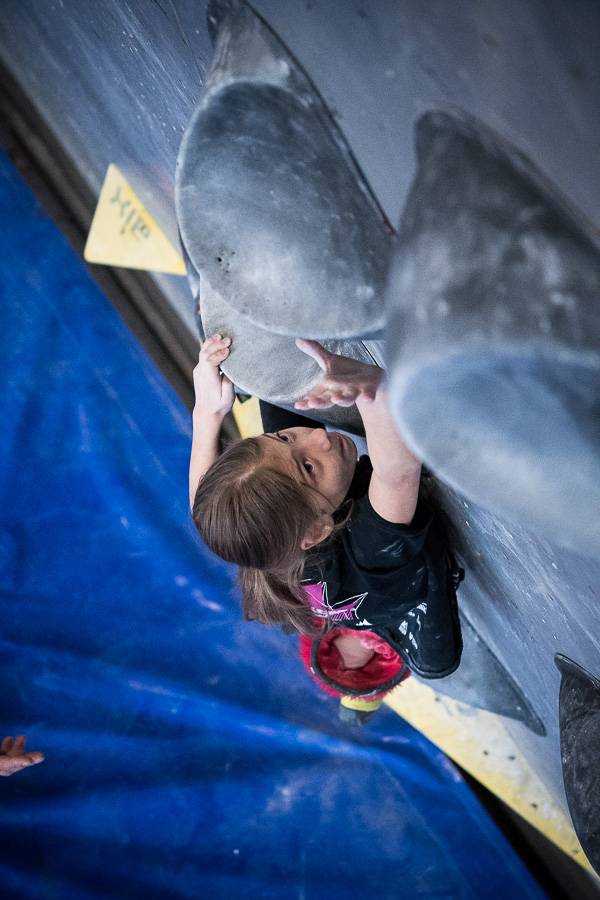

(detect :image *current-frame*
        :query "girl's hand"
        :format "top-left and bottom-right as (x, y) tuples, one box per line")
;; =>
(294, 339), (383, 410)
(193, 335), (235, 419)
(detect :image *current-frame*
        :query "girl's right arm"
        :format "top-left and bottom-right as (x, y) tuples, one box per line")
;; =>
(189, 335), (235, 510)
(294, 339), (421, 525)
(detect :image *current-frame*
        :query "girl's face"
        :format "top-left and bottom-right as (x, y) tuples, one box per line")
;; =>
(259, 427), (357, 512)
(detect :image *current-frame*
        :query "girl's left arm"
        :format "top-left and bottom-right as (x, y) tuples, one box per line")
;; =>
(294, 339), (421, 524)
(189, 335), (235, 510)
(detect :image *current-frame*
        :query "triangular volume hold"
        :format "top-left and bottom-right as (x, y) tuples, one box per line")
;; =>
(84, 164), (186, 275)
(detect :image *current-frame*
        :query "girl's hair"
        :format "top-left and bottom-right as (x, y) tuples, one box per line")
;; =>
(192, 437), (334, 635)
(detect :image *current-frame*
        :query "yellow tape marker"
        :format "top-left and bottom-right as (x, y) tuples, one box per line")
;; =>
(386, 679), (597, 877)
(232, 396), (263, 439)
(84, 164), (186, 275)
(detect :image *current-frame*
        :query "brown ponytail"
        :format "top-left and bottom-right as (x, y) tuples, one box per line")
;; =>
(192, 437), (327, 634)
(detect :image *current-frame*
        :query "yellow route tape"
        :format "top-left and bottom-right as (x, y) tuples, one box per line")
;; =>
(84, 164), (185, 275)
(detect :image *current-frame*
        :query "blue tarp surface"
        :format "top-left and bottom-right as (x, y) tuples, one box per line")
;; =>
(0, 150), (545, 899)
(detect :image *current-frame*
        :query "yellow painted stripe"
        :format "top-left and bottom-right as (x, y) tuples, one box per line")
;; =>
(386, 679), (597, 877)
(232, 396), (263, 439)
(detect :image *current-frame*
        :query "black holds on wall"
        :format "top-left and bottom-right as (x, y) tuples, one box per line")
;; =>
(555, 654), (600, 874)
(386, 111), (600, 557)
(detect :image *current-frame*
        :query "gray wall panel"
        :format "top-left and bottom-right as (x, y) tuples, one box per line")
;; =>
(0, 0), (213, 331)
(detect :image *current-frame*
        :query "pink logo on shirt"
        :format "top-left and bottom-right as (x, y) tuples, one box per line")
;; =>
(303, 581), (369, 624)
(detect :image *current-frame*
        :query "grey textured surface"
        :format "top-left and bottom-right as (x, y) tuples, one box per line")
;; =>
(386, 111), (600, 557)
(0, 0), (212, 335)
(417, 609), (546, 735)
(176, 1), (392, 339)
(429, 476), (600, 814)
(253, 0), (600, 235)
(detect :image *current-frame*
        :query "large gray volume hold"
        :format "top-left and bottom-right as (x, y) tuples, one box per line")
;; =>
(176, 0), (392, 340)
(387, 111), (600, 557)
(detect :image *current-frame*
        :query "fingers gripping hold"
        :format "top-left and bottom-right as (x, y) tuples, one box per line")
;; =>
(193, 334), (235, 418)
(295, 338), (331, 371)
(294, 338), (382, 410)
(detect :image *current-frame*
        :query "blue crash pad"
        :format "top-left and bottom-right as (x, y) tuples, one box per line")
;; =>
(0, 150), (544, 899)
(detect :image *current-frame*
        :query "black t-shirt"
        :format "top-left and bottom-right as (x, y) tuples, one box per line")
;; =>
(302, 456), (451, 630)
(258, 400), (453, 632)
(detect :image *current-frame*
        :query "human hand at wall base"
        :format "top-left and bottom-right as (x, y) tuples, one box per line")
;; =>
(294, 339), (383, 409)
(0, 735), (45, 777)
